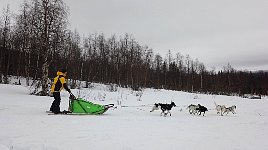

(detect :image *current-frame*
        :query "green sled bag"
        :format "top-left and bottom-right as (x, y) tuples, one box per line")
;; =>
(69, 98), (113, 115)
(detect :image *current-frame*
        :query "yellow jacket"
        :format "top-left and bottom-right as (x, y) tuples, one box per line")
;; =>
(51, 71), (70, 93)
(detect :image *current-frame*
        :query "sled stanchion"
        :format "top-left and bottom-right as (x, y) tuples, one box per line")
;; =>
(69, 93), (76, 100)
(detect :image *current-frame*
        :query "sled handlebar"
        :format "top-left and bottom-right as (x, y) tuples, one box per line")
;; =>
(69, 93), (77, 100)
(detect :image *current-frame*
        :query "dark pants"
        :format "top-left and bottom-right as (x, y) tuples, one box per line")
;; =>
(50, 92), (61, 113)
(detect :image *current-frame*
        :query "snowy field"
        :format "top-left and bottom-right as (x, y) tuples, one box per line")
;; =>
(1, 80), (268, 150)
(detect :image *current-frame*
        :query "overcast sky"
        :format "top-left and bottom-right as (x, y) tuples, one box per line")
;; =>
(1, 0), (268, 71)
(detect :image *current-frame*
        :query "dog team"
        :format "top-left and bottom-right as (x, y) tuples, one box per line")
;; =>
(150, 101), (236, 117)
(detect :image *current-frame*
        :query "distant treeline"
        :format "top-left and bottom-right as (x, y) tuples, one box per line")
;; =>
(0, 0), (267, 96)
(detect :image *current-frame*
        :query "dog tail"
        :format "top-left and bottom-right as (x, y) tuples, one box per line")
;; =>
(186, 105), (190, 109)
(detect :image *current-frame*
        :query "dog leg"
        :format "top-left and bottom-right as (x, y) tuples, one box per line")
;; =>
(161, 110), (165, 116)
(221, 108), (225, 116)
(164, 112), (167, 117)
(168, 111), (171, 116)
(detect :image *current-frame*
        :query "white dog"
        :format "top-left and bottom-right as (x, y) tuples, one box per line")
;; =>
(150, 103), (160, 112)
(223, 105), (236, 115)
(187, 104), (199, 115)
(214, 101), (226, 116)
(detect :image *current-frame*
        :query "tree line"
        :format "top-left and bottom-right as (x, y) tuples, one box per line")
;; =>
(0, 0), (267, 96)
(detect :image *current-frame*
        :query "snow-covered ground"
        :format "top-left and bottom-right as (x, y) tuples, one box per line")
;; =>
(1, 79), (268, 150)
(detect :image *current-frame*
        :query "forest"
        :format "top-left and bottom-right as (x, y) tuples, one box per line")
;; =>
(0, 0), (267, 96)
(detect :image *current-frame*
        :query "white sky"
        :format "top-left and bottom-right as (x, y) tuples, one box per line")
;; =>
(1, 0), (268, 71)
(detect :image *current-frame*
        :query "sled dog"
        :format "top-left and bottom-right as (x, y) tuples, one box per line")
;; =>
(214, 101), (226, 116)
(223, 105), (236, 115)
(150, 102), (176, 117)
(187, 104), (199, 115)
(159, 102), (176, 117)
(150, 103), (160, 112)
(196, 104), (208, 116)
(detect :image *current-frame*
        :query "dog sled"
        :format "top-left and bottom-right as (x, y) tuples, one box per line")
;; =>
(69, 96), (114, 115)
(49, 94), (114, 115)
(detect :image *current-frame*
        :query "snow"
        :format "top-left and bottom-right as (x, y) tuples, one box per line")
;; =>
(1, 80), (268, 150)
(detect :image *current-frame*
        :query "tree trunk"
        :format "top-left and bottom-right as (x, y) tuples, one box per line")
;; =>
(201, 74), (203, 91)
(41, 53), (49, 95)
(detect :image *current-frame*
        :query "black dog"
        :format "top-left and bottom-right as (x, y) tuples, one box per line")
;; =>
(196, 104), (208, 116)
(159, 101), (176, 117)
